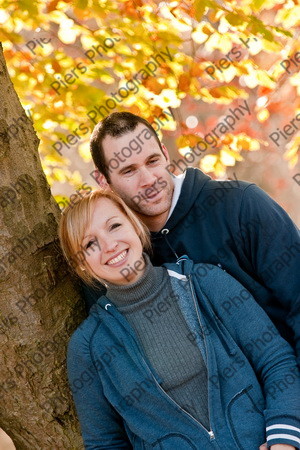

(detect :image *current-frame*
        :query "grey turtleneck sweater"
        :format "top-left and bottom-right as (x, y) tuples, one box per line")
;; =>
(105, 253), (210, 429)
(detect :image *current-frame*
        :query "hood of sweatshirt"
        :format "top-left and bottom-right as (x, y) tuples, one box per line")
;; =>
(150, 168), (211, 256)
(154, 168), (210, 235)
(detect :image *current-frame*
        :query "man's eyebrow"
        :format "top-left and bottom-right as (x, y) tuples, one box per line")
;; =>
(118, 153), (162, 172)
(146, 152), (162, 160)
(118, 163), (136, 173)
(82, 216), (119, 241)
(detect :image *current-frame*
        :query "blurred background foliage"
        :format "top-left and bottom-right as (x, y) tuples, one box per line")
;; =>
(0, 0), (299, 222)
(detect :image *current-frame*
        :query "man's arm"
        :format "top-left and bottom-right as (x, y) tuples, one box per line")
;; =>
(239, 184), (300, 361)
(194, 266), (300, 448)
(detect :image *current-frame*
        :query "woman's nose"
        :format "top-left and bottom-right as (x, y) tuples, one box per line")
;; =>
(102, 239), (118, 253)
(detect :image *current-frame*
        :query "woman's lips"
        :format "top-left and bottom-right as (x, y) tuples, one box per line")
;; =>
(106, 249), (129, 267)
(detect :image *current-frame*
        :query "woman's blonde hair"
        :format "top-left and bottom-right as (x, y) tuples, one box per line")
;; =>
(58, 189), (151, 287)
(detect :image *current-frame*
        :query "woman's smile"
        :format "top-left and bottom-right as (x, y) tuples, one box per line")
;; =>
(106, 249), (129, 267)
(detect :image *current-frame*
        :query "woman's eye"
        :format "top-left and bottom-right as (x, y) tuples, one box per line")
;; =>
(85, 239), (96, 249)
(110, 223), (121, 230)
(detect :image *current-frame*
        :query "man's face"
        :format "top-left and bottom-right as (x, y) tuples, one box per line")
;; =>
(102, 123), (174, 229)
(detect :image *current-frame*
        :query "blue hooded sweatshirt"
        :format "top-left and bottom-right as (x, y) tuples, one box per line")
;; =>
(68, 256), (300, 449)
(82, 168), (300, 364)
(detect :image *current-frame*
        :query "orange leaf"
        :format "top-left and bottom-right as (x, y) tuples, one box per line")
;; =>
(190, 64), (203, 77)
(47, 0), (60, 12)
(144, 78), (164, 94)
(52, 60), (61, 73)
(257, 86), (273, 96)
(178, 74), (190, 91)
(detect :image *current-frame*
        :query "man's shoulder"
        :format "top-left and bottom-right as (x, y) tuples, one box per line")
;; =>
(182, 168), (255, 199)
(201, 175), (253, 194)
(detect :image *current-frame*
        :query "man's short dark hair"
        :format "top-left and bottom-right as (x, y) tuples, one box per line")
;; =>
(90, 112), (164, 182)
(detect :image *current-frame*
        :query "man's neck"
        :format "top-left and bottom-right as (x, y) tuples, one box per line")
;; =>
(136, 209), (171, 233)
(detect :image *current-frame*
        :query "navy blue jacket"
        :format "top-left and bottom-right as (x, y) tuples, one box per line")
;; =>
(69, 257), (300, 449)
(83, 168), (300, 363)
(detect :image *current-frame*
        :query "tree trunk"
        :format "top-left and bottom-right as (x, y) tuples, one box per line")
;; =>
(0, 43), (85, 449)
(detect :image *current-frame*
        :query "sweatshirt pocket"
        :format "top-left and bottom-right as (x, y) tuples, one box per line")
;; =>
(226, 385), (265, 450)
(151, 433), (198, 449)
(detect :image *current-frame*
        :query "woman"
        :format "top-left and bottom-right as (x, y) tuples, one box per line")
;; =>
(59, 189), (300, 450)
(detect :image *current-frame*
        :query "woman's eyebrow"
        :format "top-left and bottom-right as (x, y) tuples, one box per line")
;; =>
(106, 215), (119, 224)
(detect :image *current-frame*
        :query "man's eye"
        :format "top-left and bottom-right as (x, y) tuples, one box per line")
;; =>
(110, 223), (121, 231)
(123, 169), (133, 175)
(148, 158), (159, 165)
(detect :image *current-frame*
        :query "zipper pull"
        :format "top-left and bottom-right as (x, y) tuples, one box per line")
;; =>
(208, 430), (215, 440)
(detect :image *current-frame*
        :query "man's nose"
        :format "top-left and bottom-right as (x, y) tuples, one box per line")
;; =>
(139, 167), (156, 187)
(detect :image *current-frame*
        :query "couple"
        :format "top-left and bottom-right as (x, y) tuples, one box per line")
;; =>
(59, 112), (300, 449)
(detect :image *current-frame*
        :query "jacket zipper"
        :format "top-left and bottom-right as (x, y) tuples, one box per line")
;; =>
(135, 345), (215, 441)
(105, 293), (216, 441)
(129, 308), (216, 441)
(187, 275), (215, 440)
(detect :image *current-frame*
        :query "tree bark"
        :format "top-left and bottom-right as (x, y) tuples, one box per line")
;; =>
(0, 43), (85, 448)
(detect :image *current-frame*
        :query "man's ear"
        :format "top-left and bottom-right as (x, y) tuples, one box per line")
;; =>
(161, 144), (170, 163)
(92, 169), (111, 190)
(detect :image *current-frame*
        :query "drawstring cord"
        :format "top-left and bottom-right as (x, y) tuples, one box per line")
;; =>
(161, 228), (180, 259)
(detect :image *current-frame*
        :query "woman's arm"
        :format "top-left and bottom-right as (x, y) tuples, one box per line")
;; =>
(67, 326), (132, 449)
(194, 266), (300, 449)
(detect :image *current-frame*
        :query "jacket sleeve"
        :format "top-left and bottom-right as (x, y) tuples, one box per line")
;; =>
(239, 184), (300, 363)
(194, 266), (300, 448)
(67, 327), (132, 449)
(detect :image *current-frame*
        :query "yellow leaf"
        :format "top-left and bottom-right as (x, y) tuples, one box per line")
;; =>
(214, 161), (226, 177)
(257, 109), (269, 122)
(205, 33), (233, 53)
(275, 6), (300, 28)
(192, 23), (214, 44)
(58, 18), (79, 44)
(200, 154), (218, 173)
(53, 168), (67, 182)
(78, 141), (91, 162)
(220, 149), (236, 166)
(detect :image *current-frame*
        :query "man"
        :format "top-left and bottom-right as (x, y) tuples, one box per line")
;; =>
(85, 111), (300, 364)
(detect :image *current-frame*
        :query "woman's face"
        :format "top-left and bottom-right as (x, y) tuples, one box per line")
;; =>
(81, 197), (145, 285)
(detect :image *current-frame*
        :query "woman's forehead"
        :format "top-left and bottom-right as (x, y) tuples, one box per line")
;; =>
(85, 197), (125, 231)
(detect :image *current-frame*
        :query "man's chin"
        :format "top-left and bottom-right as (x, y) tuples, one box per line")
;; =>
(133, 202), (170, 218)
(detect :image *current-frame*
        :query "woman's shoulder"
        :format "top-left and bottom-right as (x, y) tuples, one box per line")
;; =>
(68, 309), (102, 355)
(165, 257), (245, 300)
(163, 258), (228, 283)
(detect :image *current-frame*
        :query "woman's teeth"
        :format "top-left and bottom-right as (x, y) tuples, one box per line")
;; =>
(107, 250), (127, 265)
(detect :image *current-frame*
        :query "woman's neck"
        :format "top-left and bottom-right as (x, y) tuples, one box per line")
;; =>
(104, 252), (165, 306)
